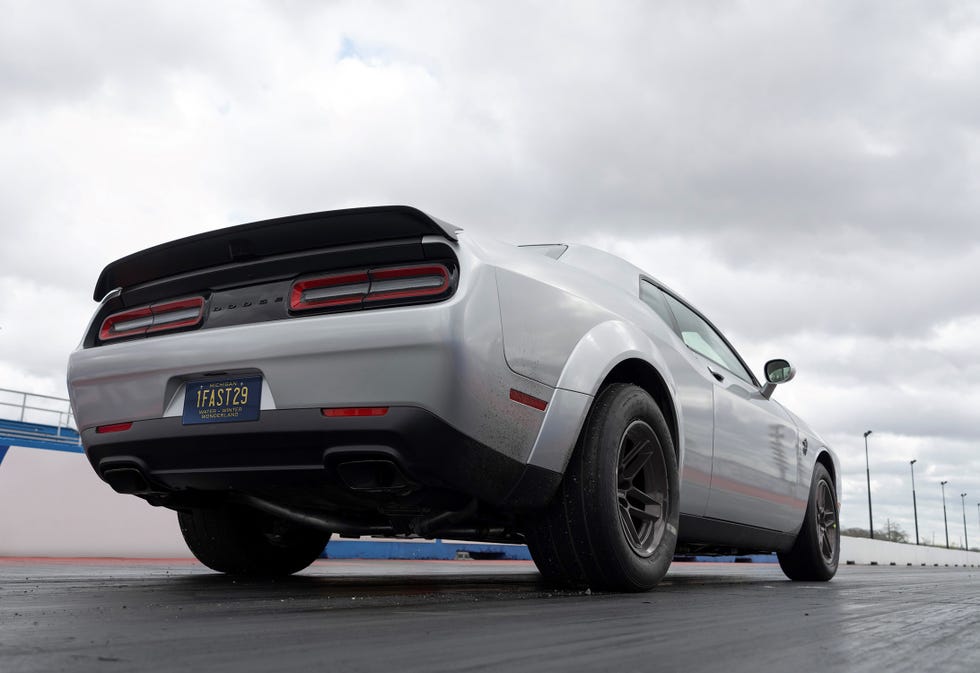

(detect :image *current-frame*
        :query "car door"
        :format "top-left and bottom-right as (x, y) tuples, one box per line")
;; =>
(661, 293), (802, 533)
(638, 281), (714, 518)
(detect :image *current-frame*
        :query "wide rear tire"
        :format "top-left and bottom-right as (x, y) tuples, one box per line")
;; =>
(526, 383), (679, 592)
(178, 505), (330, 577)
(778, 463), (839, 581)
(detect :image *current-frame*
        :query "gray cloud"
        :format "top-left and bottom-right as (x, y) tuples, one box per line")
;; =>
(595, 234), (980, 343)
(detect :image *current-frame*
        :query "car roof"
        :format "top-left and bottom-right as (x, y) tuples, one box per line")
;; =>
(556, 244), (685, 299)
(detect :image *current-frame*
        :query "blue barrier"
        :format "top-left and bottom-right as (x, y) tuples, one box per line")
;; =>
(0, 418), (80, 440)
(674, 554), (777, 564)
(0, 419), (83, 454)
(321, 540), (777, 563)
(323, 539), (533, 560)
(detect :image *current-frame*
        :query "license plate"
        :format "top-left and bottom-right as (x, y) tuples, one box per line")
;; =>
(182, 376), (262, 425)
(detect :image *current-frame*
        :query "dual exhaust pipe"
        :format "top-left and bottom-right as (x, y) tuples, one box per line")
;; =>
(101, 457), (413, 496)
(100, 459), (487, 539)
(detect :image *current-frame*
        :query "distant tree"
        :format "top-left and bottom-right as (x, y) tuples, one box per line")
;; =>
(877, 521), (909, 544)
(841, 524), (908, 543)
(841, 527), (869, 538)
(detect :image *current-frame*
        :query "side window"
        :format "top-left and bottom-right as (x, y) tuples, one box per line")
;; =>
(639, 281), (676, 329)
(662, 294), (755, 384)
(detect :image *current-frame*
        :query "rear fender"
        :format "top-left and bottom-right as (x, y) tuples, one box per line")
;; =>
(527, 320), (681, 475)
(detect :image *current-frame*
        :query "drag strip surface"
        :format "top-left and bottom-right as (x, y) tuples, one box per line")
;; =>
(1, 559), (977, 672)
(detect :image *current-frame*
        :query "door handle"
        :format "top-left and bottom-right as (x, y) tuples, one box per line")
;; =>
(707, 366), (725, 382)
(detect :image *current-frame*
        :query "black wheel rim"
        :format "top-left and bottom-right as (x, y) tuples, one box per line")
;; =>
(616, 420), (669, 557)
(816, 479), (838, 563)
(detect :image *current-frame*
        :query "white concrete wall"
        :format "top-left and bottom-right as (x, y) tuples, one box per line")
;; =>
(0, 445), (190, 557)
(840, 535), (980, 567)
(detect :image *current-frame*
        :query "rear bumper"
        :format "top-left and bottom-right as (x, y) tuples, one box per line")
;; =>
(83, 406), (561, 508)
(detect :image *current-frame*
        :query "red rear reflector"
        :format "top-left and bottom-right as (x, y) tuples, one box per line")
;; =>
(321, 407), (389, 417)
(509, 389), (548, 411)
(96, 422), (133, 434)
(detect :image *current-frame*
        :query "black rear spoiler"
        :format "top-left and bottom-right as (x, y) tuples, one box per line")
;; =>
(93, 205), (460, 301)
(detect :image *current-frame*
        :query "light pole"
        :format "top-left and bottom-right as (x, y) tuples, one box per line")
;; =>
(961, 494), (969, 551)
(941, 481), (949, 549)
(910, 459), (919, 545)
(864, 431), (874, 539)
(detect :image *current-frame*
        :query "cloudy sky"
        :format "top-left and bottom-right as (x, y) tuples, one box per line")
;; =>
(1, 0), (978, 546)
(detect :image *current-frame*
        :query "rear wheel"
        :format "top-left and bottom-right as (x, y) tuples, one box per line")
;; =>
(778, 463), (839, 581)
(525, 383), (679, 592)
(178, 505), (330, 577)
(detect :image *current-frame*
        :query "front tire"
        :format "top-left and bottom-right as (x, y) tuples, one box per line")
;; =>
(778, 463), (839, 581)
(526, 383), (680, 592)
(178, 505), (331, 577)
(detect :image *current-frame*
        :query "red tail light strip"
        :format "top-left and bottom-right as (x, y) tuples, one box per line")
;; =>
(147, 297), (207, 333)
(291, 263), (451, 312)
(321, 407), (390, 417)
(99, 306), (154, 340)
(289, 271), (370, 311)
(99, 297), (205, 341)
(365, 264), (451, 302)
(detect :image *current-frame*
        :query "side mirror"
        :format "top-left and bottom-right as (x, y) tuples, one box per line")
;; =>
(761, 358), (796, 399)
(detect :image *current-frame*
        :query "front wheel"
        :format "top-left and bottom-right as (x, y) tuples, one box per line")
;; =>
(525, 383), (680, 592)
(178, 505), (330, 577)
(778, 463), (839, 581)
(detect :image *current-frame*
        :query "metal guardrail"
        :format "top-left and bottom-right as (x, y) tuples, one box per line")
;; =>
(0, 387), (77, 439)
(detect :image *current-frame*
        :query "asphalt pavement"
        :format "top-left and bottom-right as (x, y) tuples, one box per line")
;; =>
(1, 558), (977, 673)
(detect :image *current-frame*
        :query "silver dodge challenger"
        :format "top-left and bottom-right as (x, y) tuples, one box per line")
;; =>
(67, 205), (840, 591)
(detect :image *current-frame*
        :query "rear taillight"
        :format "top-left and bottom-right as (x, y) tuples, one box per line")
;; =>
(99, 296), (205, 341)
(290, 263), (452, 312)
(99, 306), (153, 341)
(146, 297), (207, 333)
(289, 271), (370, 311)
(364, 264), (450, 303)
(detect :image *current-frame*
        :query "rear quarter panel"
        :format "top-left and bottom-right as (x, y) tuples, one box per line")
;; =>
(485, 241), (715, 516)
